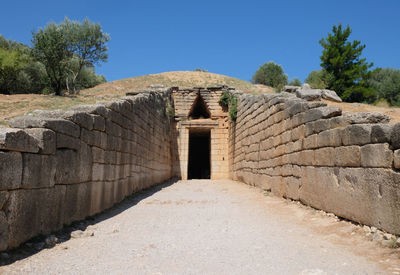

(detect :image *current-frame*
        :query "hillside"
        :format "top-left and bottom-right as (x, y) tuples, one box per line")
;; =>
(0, 71), (273, 122)
(0, 70), (399, 123)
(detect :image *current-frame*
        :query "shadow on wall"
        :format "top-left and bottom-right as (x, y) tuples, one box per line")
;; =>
(0, 178), (179, 266)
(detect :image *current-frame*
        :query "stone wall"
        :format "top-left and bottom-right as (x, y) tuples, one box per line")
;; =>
(0, 89), (173, 251)
(230, 92), (400, 235)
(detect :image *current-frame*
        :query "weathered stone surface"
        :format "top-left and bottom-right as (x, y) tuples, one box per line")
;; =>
(24, 128), (56, 155)
(344, 112), (390, 124)
(59, 111), (94, 130)
(0, 212), (8, 251)
(22, 153), (57, 189)
(92, 115), (106, 131)
(5, 186), (66, 249)
(0, 151), (22, 190)
(282, 86), (300, 93)
(317, 129), (342, 147)
(299, 167), (400, 234)
(0, 192), (9, 210)
(335, 146), (361, 167)
(394, 150), (400, 169)
(315, 147), (335, 166)
(56, 133), (81, 150)
(341, 125), (371, 146)
(63, 183), (91, 224)
(371, 124), (392, 144)
(296, 89), (321, 101)
(55, 144), (92, 184)
(0, 128), (39, 153)
(361, 143), (393, 168)
(55, 149), (80, 184)
(9, 116), (80, 138)
(69, 104), (109, 118)
(390, 123), (400, 150)
(321, 89), (342, 102)
(304, 107), (342, 123)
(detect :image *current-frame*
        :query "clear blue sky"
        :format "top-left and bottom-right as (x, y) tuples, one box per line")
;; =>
(1, 0), (399, 83)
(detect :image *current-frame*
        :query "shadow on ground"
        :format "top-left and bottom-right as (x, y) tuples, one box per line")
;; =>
(0, 178), (179, 266)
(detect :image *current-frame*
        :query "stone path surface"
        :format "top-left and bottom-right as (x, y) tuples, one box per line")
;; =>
(1, 179), (400, 274)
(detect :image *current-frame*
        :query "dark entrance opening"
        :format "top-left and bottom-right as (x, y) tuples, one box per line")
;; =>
(188, 129), (211, 179)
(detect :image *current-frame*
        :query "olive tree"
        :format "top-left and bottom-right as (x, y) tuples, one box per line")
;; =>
(32, 18), (110, 95)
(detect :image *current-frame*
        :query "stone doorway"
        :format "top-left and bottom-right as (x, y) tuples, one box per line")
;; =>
(188, 129), (211, 179)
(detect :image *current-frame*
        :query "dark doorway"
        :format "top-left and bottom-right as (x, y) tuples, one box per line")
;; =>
(188, 129), (211, 179)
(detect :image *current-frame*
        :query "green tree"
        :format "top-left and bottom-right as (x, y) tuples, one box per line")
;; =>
(63, 18), (109, 93)
(319, 24), (373, 97)
(252, 61), (288, 91)
(367, 68), (400, 106)
(0, 48), (26, 94)
(288, 78), (301, 86)
(32, 22), (72, 95)
(32, 18), (109, 95)
(305, 70), (333, 89)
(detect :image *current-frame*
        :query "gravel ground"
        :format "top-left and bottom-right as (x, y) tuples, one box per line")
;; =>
(1, 179), (400, 275)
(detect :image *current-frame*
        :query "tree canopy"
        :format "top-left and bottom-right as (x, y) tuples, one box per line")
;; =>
(252, 61), (288, 91)
(319, 24), (373, 98)
(31, 17), (109, 95)
(288, 78), (301, 86)
(367, 68), (400, 106)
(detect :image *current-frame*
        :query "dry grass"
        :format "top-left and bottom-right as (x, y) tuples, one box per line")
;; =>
(1, 70), (400, 124)
(0, 71), (273, 122)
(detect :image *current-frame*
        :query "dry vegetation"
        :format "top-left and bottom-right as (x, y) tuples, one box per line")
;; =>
(0, 71), (273, 122)
(0, 70), (399, 123)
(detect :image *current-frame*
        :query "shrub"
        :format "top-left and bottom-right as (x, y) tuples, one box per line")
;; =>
(219, 92), (237, 121)
(193, 68), (208, 72)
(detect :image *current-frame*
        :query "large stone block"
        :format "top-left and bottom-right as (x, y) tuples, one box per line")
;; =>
(63, 183), (91, 225)
(25, 128), (56, 155)
(0, 151), (22, 190)
(303, 134), (318, 149)
(317, 129), (341, 147)
(9, 116), (80, 138)
(341, 125), (371, 146)
(345, 112), (390, 124)
(55, 149), (80, 184)
(304, 107), (342, 123)
(315, 147), (335, 166)
(298, 150), (314, 166)
(360, 143), (393, 168)
(5, 186), (66, 249)
(22, 153), (57, 189)
(0, 128), (39, 153)
(371, 124), (392, 144)
(390, 123), (400, 150)
(61, 110), (94, 130)
(92, 115), (106, 131)
(56, 133), (81, 150)
(335, 146), (361, 167)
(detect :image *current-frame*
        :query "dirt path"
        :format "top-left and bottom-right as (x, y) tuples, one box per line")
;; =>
(1, 179), (400, 274)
